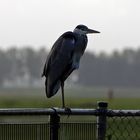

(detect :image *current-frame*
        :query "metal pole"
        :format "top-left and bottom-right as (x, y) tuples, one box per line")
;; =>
(50, 114), (60, 140)
(97, 102), (108, 140)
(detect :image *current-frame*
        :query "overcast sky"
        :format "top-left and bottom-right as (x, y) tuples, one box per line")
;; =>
(0, 0), (140, 53)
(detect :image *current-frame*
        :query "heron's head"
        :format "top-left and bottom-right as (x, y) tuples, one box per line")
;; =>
(74, 24), (100, 35)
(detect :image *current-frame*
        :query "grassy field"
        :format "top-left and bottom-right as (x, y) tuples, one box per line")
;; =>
(0, 87), (140, 109)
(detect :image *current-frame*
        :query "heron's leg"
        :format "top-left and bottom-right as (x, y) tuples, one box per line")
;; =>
(61, 81), (65, 108)
(61, 81), (71, 116)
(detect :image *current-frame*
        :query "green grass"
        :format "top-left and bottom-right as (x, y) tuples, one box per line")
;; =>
(0, 95), (140, 109)
(0, 87), (140, 109)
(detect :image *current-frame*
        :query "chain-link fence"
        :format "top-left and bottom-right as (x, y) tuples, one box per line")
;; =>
(106, 110), (140, 140)
(107, 116), (140, 140)
(0, 123), (50, 140)
(0, 115), (97, 140)
(0, 109), (98, 140)
(0, 102), (140, 140)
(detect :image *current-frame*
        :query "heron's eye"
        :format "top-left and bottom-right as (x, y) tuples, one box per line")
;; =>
(81, 28), (85, 31)
(82, 27), (88, 31)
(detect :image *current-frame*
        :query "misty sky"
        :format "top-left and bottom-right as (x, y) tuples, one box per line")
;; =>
(0, 0), (140, 53)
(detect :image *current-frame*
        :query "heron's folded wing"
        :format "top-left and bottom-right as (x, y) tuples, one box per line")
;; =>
(45, 33), (76, 97)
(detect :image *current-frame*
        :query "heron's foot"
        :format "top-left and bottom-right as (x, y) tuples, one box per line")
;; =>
(63, 107), (71, 117)
(51, 107), (57, 114)
(64, 107), (71, 112)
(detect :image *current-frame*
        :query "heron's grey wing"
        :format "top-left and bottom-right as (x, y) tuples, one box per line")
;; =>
(45, 34), (76, 97)
(42, 35), (63, 77)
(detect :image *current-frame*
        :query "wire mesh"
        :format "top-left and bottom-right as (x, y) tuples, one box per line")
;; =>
(0, 123), (50, 140)
(59, 115), (97, 140)
(59, 122), (96, 140)
(0, 115), (50, 140)
(0, 115), (97, 140)
(0, 122), (97, 140)
(106, 116), (140, 140)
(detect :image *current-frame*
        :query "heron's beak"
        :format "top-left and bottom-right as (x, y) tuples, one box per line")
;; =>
(87, 28), (100, 34)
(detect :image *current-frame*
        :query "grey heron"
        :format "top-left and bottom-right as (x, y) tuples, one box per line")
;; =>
(42, 24), (100, 108)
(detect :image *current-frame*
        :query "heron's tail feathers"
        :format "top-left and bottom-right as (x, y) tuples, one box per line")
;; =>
(45, 78), (61, 98)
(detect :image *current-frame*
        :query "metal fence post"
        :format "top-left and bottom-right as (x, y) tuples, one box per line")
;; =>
(50, 113), (60, 140)
(97, 101), (108, 140)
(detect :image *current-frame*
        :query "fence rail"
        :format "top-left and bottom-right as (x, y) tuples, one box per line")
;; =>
(0, 102), (140, 140)
(0, 108), (99, 115)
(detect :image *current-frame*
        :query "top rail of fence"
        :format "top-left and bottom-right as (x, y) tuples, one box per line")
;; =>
(0, 108), (98, 116)
(0, 108), (140, 116)
(107, 109), (140, 117)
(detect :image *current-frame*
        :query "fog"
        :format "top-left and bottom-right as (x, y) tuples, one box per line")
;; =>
(0, 0), (140, 53)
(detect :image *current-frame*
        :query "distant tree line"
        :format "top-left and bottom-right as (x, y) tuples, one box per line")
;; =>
(0, 47), (47, 87)
(0, 47), (140, 87)
(79, 48), (140, 87)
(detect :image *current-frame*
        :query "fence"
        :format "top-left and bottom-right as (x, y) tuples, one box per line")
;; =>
(0, 102), (140, 140)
